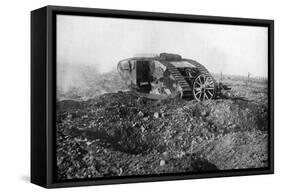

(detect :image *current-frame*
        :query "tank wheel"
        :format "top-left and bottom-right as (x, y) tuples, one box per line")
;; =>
(192, 74), (215, 101)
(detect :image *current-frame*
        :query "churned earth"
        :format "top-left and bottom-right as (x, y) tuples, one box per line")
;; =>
(56, 79), (268, 180)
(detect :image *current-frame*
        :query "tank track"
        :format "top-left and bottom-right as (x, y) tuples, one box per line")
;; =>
(184, 59), (216, 83)
(183, 59), (217, 97)
(161, 61), (193, 98)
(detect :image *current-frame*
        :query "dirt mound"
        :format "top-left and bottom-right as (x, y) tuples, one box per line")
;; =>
(56, 89), (268, 179)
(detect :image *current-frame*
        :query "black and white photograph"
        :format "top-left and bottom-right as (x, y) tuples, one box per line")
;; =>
(55, 14), (270, 180)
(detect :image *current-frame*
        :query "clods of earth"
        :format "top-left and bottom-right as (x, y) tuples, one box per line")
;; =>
(56, 83), (268, 180)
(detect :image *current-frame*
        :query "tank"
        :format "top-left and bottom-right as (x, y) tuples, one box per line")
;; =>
(117, 53), (226, 101)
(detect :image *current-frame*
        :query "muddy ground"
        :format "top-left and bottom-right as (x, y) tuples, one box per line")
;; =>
(56, 78), (268, 180)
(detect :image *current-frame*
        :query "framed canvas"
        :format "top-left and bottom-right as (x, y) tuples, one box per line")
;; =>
(31, 5), (274, 188)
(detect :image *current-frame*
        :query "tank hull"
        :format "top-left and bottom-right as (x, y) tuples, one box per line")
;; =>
(117, 53), (219, 101)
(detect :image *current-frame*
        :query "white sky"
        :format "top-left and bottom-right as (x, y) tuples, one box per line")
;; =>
(57, 15), (268, 77)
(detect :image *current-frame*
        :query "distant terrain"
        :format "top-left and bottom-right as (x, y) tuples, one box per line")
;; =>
(56, 70), (268, 180)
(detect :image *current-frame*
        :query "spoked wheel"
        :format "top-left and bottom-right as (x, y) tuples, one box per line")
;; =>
(192, 74), (215, 101)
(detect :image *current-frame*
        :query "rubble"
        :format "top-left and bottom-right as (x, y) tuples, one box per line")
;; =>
(138, 111), (144, 117)
(154, 112), (159, 118)
(56, 79), (268, 180)
(160, 160), (166, 166)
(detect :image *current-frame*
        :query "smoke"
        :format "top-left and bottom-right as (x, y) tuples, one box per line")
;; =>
(56, 64), (127, 100)
(57, 64), (97, 93)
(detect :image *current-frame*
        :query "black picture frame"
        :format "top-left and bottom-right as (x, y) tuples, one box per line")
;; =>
(31, 5), (274, 188)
